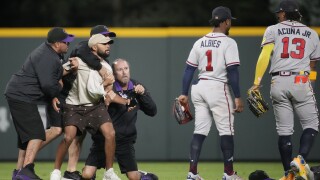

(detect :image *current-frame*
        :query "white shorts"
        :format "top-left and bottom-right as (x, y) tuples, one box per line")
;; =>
(191, 80), (234, 136)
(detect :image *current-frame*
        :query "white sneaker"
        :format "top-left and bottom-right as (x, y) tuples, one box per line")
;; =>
(103, 168), (121, 180)
(186, 172), (204, 180)
(222, 172), (243, 180)
(50, 169), (62, 180)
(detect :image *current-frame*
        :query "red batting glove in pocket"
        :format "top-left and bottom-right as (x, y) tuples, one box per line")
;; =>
(294, 75), (308, 84)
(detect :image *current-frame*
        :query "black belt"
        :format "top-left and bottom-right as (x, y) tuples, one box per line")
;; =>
(271, 71), (309, 77)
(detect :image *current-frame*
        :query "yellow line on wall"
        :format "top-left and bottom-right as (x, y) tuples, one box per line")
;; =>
(0, 27), (319, 38)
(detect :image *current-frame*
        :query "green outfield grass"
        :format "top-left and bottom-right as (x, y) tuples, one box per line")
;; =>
(0, 161), (318, 180)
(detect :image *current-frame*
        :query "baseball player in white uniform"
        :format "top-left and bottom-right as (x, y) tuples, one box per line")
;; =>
(178, 6), (244, 180)
(249, 0), (320, 179)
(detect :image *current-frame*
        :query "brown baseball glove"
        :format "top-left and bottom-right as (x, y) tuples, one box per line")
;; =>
(173, 98), (193, 125)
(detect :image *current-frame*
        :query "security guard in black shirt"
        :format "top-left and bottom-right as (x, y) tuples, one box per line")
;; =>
(82, 58), (158, 180)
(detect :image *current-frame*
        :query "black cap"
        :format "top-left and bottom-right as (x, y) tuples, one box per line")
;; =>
(275, 0), (299, 13)
(47, 27), (75, 43)
(90, 25), (116, 37)
(210, 6), (236, 21)
(249, 170), (274, 180)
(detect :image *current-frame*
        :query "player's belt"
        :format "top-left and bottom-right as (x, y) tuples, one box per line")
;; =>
(271, 71), (309, 76)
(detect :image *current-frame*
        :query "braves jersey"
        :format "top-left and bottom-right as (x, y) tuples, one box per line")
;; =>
(262, 20), (320, 73)
(186, 32), (240, 83)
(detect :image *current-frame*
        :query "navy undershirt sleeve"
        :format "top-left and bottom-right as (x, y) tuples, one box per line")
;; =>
(226, 65), (241, 98)
(182, 64), (197, 95)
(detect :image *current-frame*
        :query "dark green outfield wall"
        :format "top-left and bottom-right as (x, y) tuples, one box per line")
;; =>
(0, 37), (319, 161)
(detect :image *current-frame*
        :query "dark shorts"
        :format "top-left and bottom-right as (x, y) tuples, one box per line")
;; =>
(7, 98), (45, 150)
(63, 102), (111, 135)
(85, 134), (137, 174)
(45, 98), (65, 128)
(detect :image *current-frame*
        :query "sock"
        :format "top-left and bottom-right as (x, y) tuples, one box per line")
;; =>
(220, 135), (234, 175)
(299, 128), (318, 159)
(24, 163), (34, 170)
(278, 136), (292, 171)
(189, 134), (206, 174)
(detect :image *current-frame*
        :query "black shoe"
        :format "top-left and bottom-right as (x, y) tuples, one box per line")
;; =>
(139, 170), (159, 180)
(16, 163), (42, 180)
(62, 170), (82, 180)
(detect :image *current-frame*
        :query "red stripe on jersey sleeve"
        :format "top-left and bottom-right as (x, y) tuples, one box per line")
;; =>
(226, 62), (240, 67)
(261, 41), (274, 47)
(186, 60), (198, 67)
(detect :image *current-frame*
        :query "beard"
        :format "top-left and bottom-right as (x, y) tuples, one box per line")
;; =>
(97, 50), (109, 59)
(120, 76), (130, 84)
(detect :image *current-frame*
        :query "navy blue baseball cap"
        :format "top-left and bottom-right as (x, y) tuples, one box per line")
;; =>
(275, 0), (299, 13)
(90, 25), (116, 37)
(210, 6), (236, 21)
(47, 27), (74, 43)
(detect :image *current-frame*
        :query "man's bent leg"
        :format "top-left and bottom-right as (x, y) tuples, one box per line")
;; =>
(40, 127), (63, 149)
(17, 149), (26, 169)
(126, 171), (140, 180)
(23, 139), (42, 167)
(54, 126), (78, 170)
(13, 149), (26, 179)
(100, 122), (116, 170)
(66, 132), (86, 172)
(82, 165), (98, 180)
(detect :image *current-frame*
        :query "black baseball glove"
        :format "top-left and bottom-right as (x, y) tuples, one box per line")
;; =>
(173, 98), (193, 125)
(247, 89), (269, 117)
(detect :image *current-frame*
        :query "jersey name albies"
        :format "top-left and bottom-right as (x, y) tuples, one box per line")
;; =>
(186, 32), (240, 83)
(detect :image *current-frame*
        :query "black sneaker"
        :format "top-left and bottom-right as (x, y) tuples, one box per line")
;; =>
(139, 170), (159, 180)
(15, 163), (42, 180)
(62, 170), (82, 180)
(12, 169), (18, 180)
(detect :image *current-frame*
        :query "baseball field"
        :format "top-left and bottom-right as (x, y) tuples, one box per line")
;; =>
(0, 161), (318, 179)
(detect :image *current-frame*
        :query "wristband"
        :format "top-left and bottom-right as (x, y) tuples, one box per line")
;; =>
(309, 71), (317, 81)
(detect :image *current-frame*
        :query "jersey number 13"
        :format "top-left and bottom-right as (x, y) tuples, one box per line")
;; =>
(281, 37), (306, 59)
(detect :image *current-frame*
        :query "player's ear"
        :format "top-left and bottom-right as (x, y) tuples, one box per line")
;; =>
(92, 45), (98, 51)
(225, 19), (230, 26)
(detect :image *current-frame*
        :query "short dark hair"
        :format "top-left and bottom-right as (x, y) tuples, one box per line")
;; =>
(209, 19), (226, 27)
(285, 11), (302, 21)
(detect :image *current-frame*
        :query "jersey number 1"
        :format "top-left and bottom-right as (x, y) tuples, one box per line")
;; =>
(205, 50), (213, 71)
(281, 37), (305, 59)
